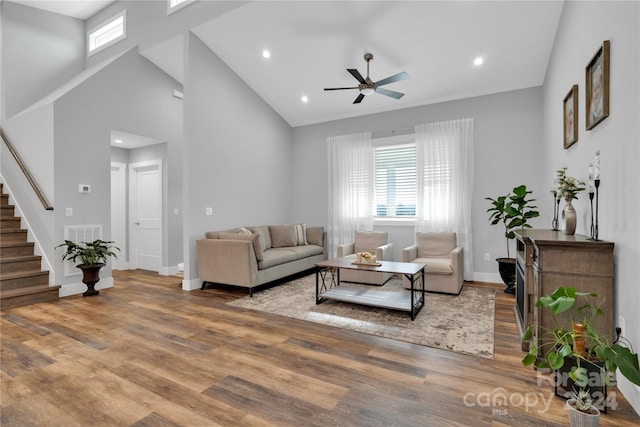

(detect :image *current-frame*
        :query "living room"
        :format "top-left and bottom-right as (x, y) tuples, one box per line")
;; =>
(1, 0), (639, 424)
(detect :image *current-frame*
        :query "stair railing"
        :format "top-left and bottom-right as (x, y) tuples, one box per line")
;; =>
(0, 127), (53, 210)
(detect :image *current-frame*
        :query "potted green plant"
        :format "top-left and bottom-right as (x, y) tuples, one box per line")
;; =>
(485, 184), (539, 292)
(522, 287), (640, 423)
(57, 239), (120, 296)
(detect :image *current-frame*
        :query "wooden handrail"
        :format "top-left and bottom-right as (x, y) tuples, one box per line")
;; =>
(0, 127), (53, 210)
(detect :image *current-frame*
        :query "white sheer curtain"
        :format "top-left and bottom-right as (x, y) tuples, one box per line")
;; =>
(415, 118), (474, 279)
(327, 132), (374, 258)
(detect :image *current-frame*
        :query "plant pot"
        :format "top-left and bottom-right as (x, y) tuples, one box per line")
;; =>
(566, 399), (600, 427)
(77, 263), (105, 297)
(555, 355), (608, 413)
(496, 258), (516, 293)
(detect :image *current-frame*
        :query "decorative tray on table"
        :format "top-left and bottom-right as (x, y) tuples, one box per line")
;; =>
(350, 261), (382, 267)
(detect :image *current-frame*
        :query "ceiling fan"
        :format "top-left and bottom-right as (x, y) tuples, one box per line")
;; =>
(324, 53), (409, 104)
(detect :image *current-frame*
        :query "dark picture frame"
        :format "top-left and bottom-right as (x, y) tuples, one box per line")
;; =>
(585, 40), (610, 130)
(563, 85), (578, 148)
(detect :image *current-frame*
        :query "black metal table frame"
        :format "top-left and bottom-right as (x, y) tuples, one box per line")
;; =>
(315, 264), (426, 320)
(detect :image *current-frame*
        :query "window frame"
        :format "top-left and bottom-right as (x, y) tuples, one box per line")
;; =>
(87, 10), (127, 56)
(373, 134), (417, 224)
(167, 0), (195, 15)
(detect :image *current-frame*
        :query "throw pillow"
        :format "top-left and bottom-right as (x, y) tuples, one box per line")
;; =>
(294, 223), (307, 245)
(238, 227), (252, 234)
(270, 225), (297, 248)
(218, 232), (264, 261)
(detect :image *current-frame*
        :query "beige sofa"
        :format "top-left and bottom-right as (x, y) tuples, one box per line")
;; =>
(197, 224), (326, 296)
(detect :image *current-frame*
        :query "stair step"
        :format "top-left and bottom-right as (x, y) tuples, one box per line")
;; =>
(0, 285), (60, 310)
(0, 194), (8, 207)
(0, 218), (21, 229)
(0, 270), (49, 291)
(0, 242), (35, 257)
(0, 229), (27, 243)
(1, 206), (15, 217)
(1, 255), (42, 274)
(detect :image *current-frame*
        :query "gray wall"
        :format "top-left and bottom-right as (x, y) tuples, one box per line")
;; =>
(1, 1), (85, 120)
(182, 32), (293, 286)
(542, 0), (640, 411)
(291, 86), (545, 280)
(53, 48), (183, 289)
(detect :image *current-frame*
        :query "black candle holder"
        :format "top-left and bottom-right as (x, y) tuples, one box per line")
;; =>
(551, 195), (560, 231)
(589, 191), (595, 239)
(594, 179), (600, 240)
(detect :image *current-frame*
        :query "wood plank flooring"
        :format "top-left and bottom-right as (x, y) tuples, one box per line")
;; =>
(1, 269), (639, 426)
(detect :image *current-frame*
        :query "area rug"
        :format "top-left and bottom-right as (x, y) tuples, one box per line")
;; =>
(227, 275), (495, 359)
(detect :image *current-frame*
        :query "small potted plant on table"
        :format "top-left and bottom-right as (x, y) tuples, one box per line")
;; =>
(57, 239), (119, 296)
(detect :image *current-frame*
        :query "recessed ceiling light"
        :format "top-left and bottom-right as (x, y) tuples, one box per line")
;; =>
(114, 139), (123, 144)
(262, 50), (271, 59)
(474, 57), (484, 66)
(301, 95), (308, 103)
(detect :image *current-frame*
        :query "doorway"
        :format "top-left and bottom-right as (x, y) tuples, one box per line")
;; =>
(129, 159), (163, 272)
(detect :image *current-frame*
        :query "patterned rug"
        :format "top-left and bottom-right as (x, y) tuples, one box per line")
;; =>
(228, 275), (495, 359)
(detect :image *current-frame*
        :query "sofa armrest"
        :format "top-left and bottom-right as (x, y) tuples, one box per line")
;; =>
(402, 244), (418, 262)
(196, 238), (258, 286)
(337, 242), (355, 257)
(376, 243), (394, 261)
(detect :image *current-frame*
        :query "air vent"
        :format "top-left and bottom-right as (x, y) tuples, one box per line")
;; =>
(63, 225), (103, 277)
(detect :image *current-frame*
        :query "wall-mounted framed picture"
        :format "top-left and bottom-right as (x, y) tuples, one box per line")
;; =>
(563, 85), (578, 148)
(585, 40), (610, 130)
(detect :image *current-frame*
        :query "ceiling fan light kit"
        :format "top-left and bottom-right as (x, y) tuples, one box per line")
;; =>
(324, 53), (409, 104)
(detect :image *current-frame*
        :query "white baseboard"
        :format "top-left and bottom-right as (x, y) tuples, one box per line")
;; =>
(182, 277), (201, 291)
(58, 277), (114, 297)
(472, 272), (502, 284)
(159, 265), (180, 276)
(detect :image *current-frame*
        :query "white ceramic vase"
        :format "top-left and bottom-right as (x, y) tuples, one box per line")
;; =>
(563, 198), (577, 235)
(566, 399), (600, 427)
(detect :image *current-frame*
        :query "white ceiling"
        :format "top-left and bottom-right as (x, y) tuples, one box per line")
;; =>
(22, 0), (566, 128)
(11, 0), (115, 19)
(111, 129), (163, 150)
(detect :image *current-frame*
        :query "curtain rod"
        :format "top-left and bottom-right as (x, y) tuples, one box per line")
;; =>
(371, 127), (414, 139)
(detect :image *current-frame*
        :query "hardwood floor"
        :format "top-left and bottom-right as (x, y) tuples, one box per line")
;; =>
(1, 269), (639, 426)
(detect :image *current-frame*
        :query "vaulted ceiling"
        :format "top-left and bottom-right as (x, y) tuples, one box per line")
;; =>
(19, 0), (566, 127)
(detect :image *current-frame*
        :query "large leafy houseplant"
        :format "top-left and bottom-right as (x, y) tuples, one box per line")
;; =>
(485, 185), (539, 290)
(57, 239), (119, 266)
(57, 239), (119, 296)
(522, 287), (640, 416)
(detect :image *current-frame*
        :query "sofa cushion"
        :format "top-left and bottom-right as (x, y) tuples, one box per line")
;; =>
(413, 257), (453, 275)
(248, 226), (271, 251)
(354, 231), (388, 253)
(417, 232), (456, 258)
(306, 227), (323, 247)
(295, 223), (308, 245)
(285, 244), (323, 259)
(218, 232), (264, 261)
(258, 248), (297, 269)
(270, 225), (297, 248)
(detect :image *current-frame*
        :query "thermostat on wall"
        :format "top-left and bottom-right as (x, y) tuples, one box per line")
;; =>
(78, 184), (91, 193)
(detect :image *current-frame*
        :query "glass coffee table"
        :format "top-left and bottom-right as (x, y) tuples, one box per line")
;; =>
(315, 258), (426, 320)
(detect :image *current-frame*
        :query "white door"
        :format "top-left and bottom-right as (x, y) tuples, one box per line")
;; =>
(129, 160), (163, 272)
(110, 162), (127, 270)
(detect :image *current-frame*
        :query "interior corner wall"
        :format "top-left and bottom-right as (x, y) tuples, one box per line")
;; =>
(182, 32), (292, 283)
(53, 48), (183, 292)
(1, 1), (85, 120)
(291, 87), (544, 278)
(542, 1), (640, 413)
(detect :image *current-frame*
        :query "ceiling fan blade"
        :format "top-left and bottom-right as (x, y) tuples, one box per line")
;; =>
(347, 68), (367, 84)
(375, 87), (404, 99)
(324, 87), (359, 91)
(353, 93), (365, 104)
(375, 71), (409, 87)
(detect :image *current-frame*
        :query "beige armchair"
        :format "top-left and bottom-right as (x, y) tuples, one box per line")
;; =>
(402, 232), (463, 294)
(337, 231), (394, 285)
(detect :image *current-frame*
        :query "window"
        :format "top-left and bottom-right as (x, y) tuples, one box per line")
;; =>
(374, 142), (417, 218)
(168, 0), (194, 14)
(88, 10), (126, 55)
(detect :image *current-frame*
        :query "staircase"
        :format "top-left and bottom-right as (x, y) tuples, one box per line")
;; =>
(0, 184), (60, 310)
